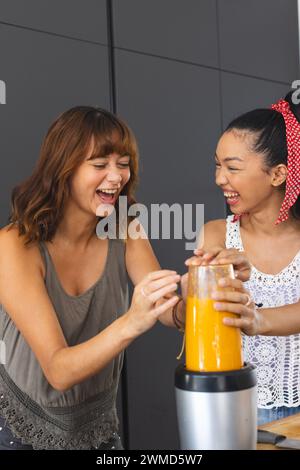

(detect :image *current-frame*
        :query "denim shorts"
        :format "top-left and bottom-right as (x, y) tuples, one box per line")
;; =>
(0, 415), (123, 450)
(0, 416), (33, 450)
(257, 405), (300, 426)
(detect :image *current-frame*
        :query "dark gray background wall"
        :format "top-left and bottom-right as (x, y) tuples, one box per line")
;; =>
(0, 0), (298, 449)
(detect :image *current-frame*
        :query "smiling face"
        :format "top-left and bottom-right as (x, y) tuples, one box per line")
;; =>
(68, 137), (131, 218)
(215, 130), (284, 215)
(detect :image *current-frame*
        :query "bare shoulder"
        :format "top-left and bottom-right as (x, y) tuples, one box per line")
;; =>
(0, 224), (45, 278)
(199, 219), (227, 250)
(203, 219), (226, 232)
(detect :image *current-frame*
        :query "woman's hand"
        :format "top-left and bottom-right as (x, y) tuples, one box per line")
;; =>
(125, 270), (181, 337)
(180, 272), (188, 304)
(185, 246), (251, 282)
(211, 277), (261, 336)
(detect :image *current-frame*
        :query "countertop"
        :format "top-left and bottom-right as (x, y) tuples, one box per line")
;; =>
(257, 412), (300, 450)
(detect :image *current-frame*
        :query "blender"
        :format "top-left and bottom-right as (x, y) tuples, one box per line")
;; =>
(175, 263), (257, 450)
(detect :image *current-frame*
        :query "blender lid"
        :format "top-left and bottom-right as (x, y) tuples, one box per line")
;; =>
(175, 363), (256, 393)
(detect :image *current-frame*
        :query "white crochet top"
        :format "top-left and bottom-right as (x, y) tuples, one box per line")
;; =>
(225, 215), (300, 408)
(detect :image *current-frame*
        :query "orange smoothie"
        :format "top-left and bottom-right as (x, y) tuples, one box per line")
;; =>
(185, 296), (243, 372)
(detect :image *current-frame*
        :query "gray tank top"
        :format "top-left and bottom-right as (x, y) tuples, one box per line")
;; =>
(0, 238), (129, 449)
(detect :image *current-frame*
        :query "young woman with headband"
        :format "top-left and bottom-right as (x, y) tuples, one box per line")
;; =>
(193, 91), (300, 425)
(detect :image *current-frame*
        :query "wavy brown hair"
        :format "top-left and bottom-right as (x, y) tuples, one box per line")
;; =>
(8, 106), (139, 245)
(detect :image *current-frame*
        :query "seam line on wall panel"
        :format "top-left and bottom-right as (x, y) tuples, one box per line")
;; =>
(0, 20), (107, 46)
(114, 46), (291, 87)
(106, 0), (117, 113)
(215, 0), (223, 133)
(216, 0), (226, 218)
(106, 0), (130, 451)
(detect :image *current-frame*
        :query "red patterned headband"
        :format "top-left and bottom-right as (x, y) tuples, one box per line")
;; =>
(271, 99), (300, 224)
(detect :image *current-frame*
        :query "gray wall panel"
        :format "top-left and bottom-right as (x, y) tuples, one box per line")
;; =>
(115, 49), (225, 449)
(221, 72), (290, 128)
(113, 0), (219, 67)
(0, 23), (109, 226)
(218, 0), (299, 83)
(0, 0), (107, 44)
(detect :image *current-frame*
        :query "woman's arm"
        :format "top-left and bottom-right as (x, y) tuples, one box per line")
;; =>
(125, 228), (180, 328)
(125, 226), (161, 283)
(257, 303), (300, 336)
(0, 229), (179, 391)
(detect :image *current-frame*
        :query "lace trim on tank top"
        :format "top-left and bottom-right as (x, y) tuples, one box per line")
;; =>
(0, 365), (119, 450)
(225, 215), (300, 408)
